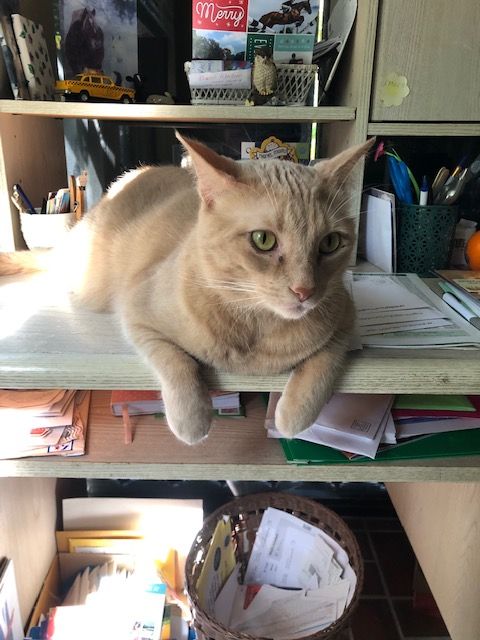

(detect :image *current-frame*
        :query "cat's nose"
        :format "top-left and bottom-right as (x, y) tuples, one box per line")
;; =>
(289, 285), (314, 302)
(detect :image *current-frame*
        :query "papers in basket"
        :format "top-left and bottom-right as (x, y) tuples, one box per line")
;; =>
(213, 508), (357, 639)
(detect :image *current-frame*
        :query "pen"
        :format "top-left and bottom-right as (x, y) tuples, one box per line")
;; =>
(442, 291), (480, 330)
(13, 183), (36, 213)
(419, 175), (428, 205)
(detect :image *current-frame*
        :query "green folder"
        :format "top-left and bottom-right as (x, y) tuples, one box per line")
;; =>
(393, 394), (475, 412)
(280, 429), (480, 465)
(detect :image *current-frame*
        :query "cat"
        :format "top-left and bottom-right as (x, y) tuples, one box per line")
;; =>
(0, 134), (374, 444)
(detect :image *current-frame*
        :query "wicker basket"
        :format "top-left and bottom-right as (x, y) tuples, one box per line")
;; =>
(186, 63), (318, 106)
(185, 492), (363, 640)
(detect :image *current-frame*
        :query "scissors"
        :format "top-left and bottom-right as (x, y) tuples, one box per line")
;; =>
(435, 153), (480, 205)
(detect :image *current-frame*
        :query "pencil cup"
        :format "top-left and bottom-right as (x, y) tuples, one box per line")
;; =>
(20, 210), (76, 249)
(396, 204), (459, 275)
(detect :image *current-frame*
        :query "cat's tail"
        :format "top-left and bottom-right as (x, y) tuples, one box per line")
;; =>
(0, 249), (54, 276)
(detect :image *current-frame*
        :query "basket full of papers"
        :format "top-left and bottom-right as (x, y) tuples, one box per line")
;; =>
(185, 62), (317, 106)
(185, 492), (363, 639)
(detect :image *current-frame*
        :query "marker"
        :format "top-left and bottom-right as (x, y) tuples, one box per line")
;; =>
(13, 183), (36, 213)
(442, 292), (480, 330)
(419, 175), (428, 205)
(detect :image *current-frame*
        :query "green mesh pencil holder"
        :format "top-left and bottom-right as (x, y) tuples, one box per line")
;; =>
(396, 205), (459, 275)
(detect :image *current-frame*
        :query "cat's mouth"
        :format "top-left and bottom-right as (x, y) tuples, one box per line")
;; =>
(275, 300), (315, 320)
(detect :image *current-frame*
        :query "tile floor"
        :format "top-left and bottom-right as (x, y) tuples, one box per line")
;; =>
(333, 515), (451, 640)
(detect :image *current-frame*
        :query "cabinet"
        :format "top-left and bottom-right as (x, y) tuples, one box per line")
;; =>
(371, 0), (480, 122)
(0, 2), (479, 639)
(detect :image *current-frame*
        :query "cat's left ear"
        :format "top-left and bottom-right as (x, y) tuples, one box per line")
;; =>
(176, 132), (241, 208)
(314, 137), (376, 183)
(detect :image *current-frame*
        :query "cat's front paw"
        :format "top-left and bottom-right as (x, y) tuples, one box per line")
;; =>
(163, 389), (213, 445)
(275, 393), (324, 439)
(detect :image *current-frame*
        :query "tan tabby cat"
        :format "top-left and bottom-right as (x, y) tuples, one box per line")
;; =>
(0, 134), (374, 444)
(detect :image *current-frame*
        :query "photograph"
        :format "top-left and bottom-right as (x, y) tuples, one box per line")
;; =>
(57, 0), (137, 85)
(192, 29), (247, 60)
(248, 0), (320, 34)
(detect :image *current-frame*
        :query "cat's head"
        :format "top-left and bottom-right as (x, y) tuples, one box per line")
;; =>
(178, 133), (374, 320)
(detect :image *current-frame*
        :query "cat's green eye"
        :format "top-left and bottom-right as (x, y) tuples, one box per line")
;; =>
(251, 230), (276, 251)
(319, 232), (341, 254)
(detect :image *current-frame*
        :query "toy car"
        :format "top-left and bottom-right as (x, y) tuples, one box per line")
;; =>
(55, 73), (135, 103)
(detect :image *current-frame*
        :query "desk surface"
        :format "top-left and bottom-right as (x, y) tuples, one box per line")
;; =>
(1, 273), (479, 393)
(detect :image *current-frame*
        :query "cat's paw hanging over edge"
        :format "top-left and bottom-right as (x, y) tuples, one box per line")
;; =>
(274, 393), (325, 439)
(164, 390), (213, 445)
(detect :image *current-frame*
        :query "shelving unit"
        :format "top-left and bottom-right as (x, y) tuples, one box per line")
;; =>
(1, 391), (480, 482)
(1, 1), (480, 638)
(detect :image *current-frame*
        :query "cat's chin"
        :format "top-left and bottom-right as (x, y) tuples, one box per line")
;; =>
(272, 302), (314, 321)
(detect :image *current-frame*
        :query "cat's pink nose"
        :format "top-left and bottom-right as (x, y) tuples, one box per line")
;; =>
(290, 286), (314, 302)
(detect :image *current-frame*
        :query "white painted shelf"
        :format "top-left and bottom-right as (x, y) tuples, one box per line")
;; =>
(368, 122), (480, 137)
(1, 274), (480, 393)
(0, 99), (356, 124)
(1, 391), (479, 481)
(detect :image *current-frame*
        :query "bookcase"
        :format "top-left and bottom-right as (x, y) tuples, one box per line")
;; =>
(0, 1), (480, 639)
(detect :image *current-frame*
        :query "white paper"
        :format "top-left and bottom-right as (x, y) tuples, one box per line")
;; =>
(353, 273), (480, 348)
(188, 69), (251, 89)
(396, 416), (480, 439)
(380, 413), (397, 444)
(360, 317), (453, 335)
(364, 192), (395, 272)
(244, 508), (334, 589)
(267, 393), (394, 457)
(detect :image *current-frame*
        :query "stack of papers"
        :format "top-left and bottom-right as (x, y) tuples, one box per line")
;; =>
(352, 273), (480, 348)
(27, 561), (171, 640)
(0, 389), (90, 459)
(212, 508), (357, 639)
(392, 394), (480, 439)
(0, 558), (23, 640)
(271, 392), (480, 465)
(266, 392), (394, 459)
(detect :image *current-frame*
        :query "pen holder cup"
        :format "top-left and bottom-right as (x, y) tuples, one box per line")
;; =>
(20, 210), (76, 249)
(185, 492), (364, 640)
(396, 204), (459, 275)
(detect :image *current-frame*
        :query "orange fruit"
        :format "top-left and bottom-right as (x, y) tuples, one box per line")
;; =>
(466, 230), (480, 270)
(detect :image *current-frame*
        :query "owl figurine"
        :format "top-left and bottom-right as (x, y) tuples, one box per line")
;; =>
(246, 46), (278, 106)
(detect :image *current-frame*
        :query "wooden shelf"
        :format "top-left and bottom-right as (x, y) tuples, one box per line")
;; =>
(0, 100), (356, 124)
(368, 122), (480, 137)
(1, 391), (479, 481)
(1, 274), (480, 393)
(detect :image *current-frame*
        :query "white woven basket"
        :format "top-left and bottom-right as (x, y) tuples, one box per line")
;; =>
(186, 63), (317, 106)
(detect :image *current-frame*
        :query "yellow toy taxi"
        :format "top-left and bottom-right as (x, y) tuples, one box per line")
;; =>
(55, 73), (135, 103)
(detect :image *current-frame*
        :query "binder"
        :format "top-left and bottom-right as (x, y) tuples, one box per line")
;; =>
(280, 429), (480, 465)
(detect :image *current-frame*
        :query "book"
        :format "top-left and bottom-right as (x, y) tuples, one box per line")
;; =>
(111, 389), (243, 417)
(436, 269), (480, 305)
(393, 394), (476, 414)
(11, 13), (55, 100)
(0, 14), (29, 99)
(0, 559), (23, 640)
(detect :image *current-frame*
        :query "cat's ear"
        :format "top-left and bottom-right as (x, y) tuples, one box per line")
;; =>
(315, 137), (376, 183)
(176, 132), (240, 208)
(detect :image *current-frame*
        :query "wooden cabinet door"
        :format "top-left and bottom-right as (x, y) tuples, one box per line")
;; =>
(371, 0), (480, 121)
